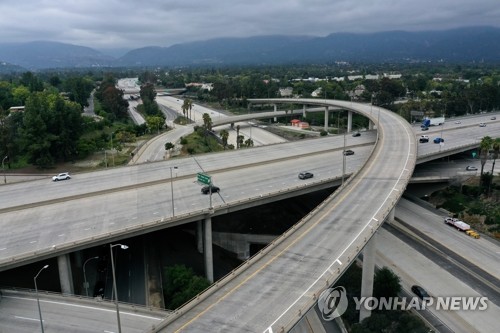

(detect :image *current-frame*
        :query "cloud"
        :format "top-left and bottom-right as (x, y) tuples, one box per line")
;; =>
(0, 0), (498, 51)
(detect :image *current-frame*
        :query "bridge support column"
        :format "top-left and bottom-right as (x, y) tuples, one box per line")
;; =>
(324, 106), (329, 131)
(368, 120), (374, 130)
(196, 220), (203, 253)
(58, 254), (74, 295)
(303, 104), (307, 118)
(273, 104), (277, 122)
(204, 216), (214, 283)
(347, 111), (353, 133)
(359, 233), (377, 322)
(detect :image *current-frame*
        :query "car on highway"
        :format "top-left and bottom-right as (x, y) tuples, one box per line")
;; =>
(491, 116), (496, 120)
(466, 166), (478, 171)
(454, 121), (461, 124)
(421, 127), (429, 131)
(419, 135), (429, 143)
(479, 123), (486, 127)
(298, 172), (314, 179)
(411, 285), (430, 300)
(433, 137), (444, 144)
(201, 185), (220, 194)
(343, 149), (355, 156)
(52, 172), (71, 181)
(352, 131), (361, 137)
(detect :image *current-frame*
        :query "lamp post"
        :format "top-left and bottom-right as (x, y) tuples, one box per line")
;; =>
(2, 155), (7, 184)
(83, 256), (99, 297)
(110, 244), (128, 333)
(170, 166), (178, 216)
(34, 264), (49, 333)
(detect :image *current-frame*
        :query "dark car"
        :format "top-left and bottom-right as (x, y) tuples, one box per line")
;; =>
(201, 185), (220, 194)
(93, 281), (105, 298)
(433, 137), (444, 144)
(343, 149), (355, 156)
(411, 285), (430, 300)
(352, 131), (361, 137)
(298, 172), (314, 179)
(421, 127), (429, 131)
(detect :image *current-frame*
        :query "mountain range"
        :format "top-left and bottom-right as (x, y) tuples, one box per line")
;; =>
(1, 26), (499, 70)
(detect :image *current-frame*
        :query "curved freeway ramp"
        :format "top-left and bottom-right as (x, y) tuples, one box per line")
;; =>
(149, 99), (417, 332)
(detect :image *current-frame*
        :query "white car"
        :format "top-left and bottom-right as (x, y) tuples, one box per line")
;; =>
(466, 166), (478, 171)
(479, 123), (486, 127)
(52, 172), (71, 181)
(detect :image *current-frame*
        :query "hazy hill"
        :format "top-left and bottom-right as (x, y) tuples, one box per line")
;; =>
(0, 41), (115, 70)
(0, 27), (499, 70)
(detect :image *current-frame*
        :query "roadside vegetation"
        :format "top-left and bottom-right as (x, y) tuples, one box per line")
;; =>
(1, 63), (500, 171)
(335, 264), (429, 333)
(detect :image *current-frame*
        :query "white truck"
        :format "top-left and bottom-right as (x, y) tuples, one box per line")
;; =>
(444, 217), (480, 238)
(421, 117), (445, 128)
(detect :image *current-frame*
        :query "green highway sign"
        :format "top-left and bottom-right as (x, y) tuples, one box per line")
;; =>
(197, 172), (211, 185)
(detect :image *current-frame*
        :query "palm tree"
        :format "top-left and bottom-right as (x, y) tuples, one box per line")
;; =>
(202, 113), (213, 131)
(220, 129), (229, 149)
(182, 99), (193, 121)
(479, 136), (493, 193)
(490, 138), (500, 174)
(236, 125), (240, 149)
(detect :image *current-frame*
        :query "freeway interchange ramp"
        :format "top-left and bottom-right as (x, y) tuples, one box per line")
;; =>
(149, 99), (417, 332)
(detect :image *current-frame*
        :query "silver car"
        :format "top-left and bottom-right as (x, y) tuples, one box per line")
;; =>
(52, 172), (71, 181)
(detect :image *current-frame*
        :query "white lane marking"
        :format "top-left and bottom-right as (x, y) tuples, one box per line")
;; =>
(29, 241), (37, 244)
(5, 296), (163, 321)
(0, 247), (6, 251)
(15, 316), (40, 322)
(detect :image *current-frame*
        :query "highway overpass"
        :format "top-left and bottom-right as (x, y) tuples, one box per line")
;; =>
(1, 99), (498, 331)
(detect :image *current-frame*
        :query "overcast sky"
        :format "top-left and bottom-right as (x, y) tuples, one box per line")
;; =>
(1, 0), (499, 53)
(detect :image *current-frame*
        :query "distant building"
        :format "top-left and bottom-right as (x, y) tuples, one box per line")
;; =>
(291, 119), (310, 129)
(8, 106), (25, 113)
(279, 87), (293, 97)
(311, 88), (322, 97)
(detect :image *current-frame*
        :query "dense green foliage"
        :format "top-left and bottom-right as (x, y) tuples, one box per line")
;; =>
(1, 63), (500, 169)
(336, 264), (427, 333)
(163, 264), (211, 309)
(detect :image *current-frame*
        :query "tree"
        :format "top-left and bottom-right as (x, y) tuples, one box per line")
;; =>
(219, 129), (229, 149)
(244, 138), (254, 147)
(202, 113), (213, 131)
(373, 267), (401, 299)
(146, 116), (164, 134)
(165, 142), (175, 151)
(163, 264), (210, 309)
(490, 138), (500, 175)
(479, 136), (493, 193)
(236, 125), (240, 149)
(182, 99), (193, 120)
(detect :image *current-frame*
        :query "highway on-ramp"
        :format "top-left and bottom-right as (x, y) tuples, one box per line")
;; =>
(149, 99), (416, 332)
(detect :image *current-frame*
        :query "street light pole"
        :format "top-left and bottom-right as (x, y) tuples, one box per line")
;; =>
(170, 166), (178, 216)
(83, 256), (99, 297)
(34, 264), (49, 333)
(110, 244), (128, 333)
(2, 155), (7, 184)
